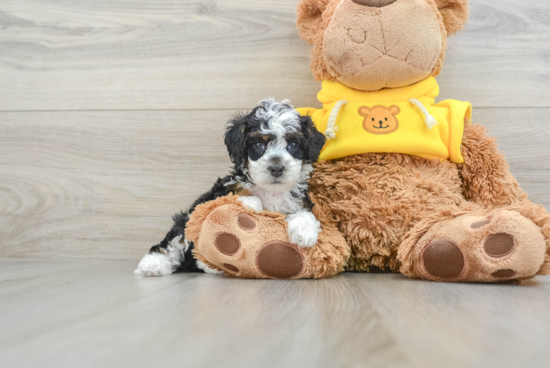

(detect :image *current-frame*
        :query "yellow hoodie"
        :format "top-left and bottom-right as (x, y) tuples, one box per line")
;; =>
(297, 77), (472, 163)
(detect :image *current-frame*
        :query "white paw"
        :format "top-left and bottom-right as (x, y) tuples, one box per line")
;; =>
(238, 196), (263, 213)
(134, 252), (174, 277)
(196, 260), (224, 275)
(285, 210), (321, 248)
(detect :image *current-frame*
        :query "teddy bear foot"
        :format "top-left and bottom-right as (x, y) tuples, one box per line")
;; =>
(190, 204), (308, 279)
(410, 210), (547, 282)
(185, 194), (349, 279)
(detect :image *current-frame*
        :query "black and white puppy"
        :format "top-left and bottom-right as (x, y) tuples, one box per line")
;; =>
(135, 98), (326, 277)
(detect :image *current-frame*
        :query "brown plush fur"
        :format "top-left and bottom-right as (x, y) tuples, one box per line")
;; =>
(458, 124), (528, 208)
(308, 123), (550, 280)
(310, 151), (464, 272)
(435, 0), (469, 35)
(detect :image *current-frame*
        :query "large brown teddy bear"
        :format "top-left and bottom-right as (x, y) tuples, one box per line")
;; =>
(186, 0), (550, 282)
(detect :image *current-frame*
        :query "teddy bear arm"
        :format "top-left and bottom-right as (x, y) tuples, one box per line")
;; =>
(458, 124), (528, 209)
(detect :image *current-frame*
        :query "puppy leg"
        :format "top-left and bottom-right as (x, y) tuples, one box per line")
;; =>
(286, 210), (322, 248)
(135, 235), (192, 277)
(135, 212), (201, 276)
(238, 196), (263, 213)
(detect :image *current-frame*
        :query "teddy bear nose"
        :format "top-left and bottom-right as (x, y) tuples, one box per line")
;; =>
(352, 0), (398, 8)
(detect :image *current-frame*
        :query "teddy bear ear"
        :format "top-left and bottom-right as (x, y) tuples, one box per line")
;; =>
(296, 0), (330, 45)
(434, 0), (470, 36)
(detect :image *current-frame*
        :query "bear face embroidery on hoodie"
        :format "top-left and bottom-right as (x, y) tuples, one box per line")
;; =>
(359, 105), (401, 135)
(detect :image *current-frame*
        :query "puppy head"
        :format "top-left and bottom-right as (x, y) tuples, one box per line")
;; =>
(225, 98), (326, 192)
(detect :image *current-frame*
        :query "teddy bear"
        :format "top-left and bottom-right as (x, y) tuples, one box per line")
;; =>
(185, 0), (550, 282)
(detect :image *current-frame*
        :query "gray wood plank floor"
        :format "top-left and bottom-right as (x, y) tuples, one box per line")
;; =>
(1, 1), (550, 366)
(1, 258), (549, 368)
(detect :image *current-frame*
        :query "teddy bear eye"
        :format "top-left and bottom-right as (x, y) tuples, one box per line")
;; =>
(372, 118), (375, 121)
(385, 118), (388, 121)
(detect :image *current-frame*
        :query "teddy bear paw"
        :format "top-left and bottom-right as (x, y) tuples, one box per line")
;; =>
(415, 210), (547, 282)
(193, 204), (310, 279)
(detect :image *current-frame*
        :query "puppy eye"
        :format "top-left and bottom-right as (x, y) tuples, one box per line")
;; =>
(254, 141), (266, 150)
(287, 142), (298, 151)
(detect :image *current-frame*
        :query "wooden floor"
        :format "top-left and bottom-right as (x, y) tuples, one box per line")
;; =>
(1, 1), (550, 366)
(1, 258), (549, 368)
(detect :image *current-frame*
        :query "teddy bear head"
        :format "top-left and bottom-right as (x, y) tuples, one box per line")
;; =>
(296, 0), (469, 91)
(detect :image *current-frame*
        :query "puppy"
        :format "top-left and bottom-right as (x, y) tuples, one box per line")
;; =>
(135, 98), (326, 277)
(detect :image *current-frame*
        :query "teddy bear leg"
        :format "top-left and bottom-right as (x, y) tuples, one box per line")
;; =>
(398, 202), (550, 282)
(185, 195), (350, 279)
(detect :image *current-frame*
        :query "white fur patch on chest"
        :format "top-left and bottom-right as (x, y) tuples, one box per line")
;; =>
(247, 186), (303, 214)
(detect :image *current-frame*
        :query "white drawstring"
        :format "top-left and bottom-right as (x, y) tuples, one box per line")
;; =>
(325, 100), (348, 140)
(409, 98), (438, 129)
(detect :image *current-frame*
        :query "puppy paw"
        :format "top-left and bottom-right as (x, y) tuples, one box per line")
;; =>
(134, 253), (174, 277)
(238, 196), (263, 213)
(286, 211), (322, 248)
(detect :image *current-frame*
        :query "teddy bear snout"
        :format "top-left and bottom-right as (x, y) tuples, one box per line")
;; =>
(352, 0), (398, 8)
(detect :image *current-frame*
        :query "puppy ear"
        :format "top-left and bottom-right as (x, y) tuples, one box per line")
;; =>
(434, 0), (469, 36)
(296, 0), (330, 45)
(300, 115), (326, 162)
(224, 112), (249, 168)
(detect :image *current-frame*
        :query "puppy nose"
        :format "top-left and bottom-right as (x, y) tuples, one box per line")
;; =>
(270, 156), (282, 165)
(352, 0), (397, 8)
(269, 165), (285, 177)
